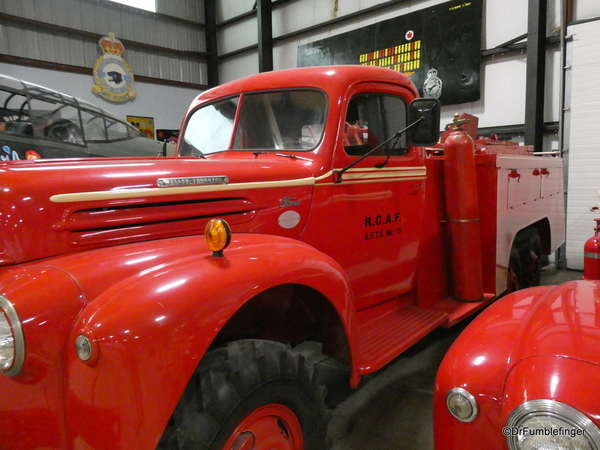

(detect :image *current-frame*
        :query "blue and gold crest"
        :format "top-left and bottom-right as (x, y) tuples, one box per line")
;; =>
(92, 33), (136, 103)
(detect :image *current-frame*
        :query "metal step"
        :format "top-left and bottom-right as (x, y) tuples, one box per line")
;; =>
(356, 301), (448, 375)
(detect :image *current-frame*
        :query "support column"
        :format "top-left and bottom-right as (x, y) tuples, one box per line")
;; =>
(524, 0), (547, 152)
(257, 0), (273, 72)
(204, 0), (219, 87)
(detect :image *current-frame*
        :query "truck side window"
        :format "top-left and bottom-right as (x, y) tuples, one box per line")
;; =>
(344, 93), (408, 156)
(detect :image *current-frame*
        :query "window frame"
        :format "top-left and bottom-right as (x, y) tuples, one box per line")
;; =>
(180, 88), (329, 156)
(342, 90), (410, 158)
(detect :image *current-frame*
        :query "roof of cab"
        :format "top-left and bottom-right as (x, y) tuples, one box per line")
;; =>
(190, 65), (419, 107)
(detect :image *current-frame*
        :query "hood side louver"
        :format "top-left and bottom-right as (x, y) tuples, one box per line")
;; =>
(52, 198), (255, 245)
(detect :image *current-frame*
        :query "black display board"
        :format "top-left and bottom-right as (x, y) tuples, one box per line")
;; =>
(297, 0), (482, 106)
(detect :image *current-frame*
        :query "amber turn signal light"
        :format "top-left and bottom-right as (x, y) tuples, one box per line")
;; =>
(204, 218), (232, 257)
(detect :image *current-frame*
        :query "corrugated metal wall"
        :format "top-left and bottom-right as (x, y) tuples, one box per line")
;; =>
(0, 0), (206, 86)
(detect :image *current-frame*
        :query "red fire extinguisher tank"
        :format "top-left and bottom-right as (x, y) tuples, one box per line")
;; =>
(584, 218), (600, 281)
(442, 119), (484, 301)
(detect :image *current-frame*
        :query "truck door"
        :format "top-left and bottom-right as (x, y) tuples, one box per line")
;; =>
(331, 83), (427, 311)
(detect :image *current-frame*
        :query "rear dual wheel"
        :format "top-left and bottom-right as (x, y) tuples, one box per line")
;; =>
(507, 227), (542, 292)
(158, 339), (330, 450)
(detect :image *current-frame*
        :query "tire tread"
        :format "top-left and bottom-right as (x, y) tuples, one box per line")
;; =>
(157, 339), (331, 450)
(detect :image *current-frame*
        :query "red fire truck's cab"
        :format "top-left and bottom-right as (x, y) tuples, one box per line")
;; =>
(178, 67), (434, 312)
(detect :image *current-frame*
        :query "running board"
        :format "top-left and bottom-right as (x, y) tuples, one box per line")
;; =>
(356, 300), (448, 375)
(430, 293), (496, 327)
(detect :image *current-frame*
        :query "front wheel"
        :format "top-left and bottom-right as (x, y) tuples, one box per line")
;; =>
(158, 339), (330, 450)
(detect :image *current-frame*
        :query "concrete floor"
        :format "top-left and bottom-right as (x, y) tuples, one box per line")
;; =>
(323, 267), (584, 450)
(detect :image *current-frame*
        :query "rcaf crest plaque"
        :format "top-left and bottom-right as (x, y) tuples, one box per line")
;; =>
(92, 33), (136, 103)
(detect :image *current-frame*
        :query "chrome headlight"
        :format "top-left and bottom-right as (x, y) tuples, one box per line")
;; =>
(505, 400), (600, 450)
(0, 295), (25, 377)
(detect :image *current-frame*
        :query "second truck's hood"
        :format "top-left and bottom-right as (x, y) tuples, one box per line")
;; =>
(0, 155), (318, 265)
(513, 280), (600, 366)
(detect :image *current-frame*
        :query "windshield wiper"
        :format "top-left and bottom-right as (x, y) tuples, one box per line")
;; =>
(334, 117), (424, 183)
(252, 151), (312, 162)
(275, 152), (312, 161)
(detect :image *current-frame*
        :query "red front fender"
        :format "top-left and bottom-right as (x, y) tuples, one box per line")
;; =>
(502, 356), (600, 425)
(62, 233), (355, 450)
(434, 285), (554, 450)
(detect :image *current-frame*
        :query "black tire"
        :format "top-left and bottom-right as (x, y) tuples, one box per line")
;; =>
(157, 339), (331, 450)
(507, 246), (522, 292)
(510, 227), (542, 290)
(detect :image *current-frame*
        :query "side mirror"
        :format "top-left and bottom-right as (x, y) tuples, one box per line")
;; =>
(408, 98), (441, 146)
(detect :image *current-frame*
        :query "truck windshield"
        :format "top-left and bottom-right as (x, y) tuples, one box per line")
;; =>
(180, 89), (327, 156)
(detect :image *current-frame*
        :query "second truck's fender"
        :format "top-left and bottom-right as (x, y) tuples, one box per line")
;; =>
(434, 285), (554, 450)
(59, 233), (356, 450)
(501, 356), (600, 431)
(435, 280), (600, 449)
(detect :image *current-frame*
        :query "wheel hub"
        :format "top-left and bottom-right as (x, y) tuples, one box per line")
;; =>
(224, 404), (304, 450)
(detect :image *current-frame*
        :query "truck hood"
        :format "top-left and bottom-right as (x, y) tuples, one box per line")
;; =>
(0, 154), (318, 265)
(513, 280), (600, 366)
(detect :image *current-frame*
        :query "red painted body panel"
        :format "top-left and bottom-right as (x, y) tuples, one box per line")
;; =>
(0, 234), (353, 449)
(434, 280), (600, 449)
(0, 155), (315, 264)
(502, 357), (600, 426)
(184, 65), (419, 113)
(434, 286), (551, 449)
(316, 80), (425, 310)
(0, 65), (565, 448)
(0, 268), (84, 448)
(413, 157), (451, 308)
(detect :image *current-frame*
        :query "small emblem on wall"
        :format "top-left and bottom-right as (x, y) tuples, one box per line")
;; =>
(92, 33), (136, 103)
(423, 68), (443, 99)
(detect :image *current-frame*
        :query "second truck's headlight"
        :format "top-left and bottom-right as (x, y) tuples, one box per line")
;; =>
(506, 400), (600, 450)
(0, 295), (25, 377)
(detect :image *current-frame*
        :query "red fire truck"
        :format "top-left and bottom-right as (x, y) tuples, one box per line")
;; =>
(0, 65), (564, 449)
